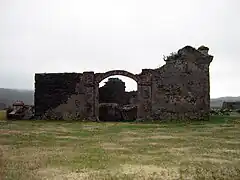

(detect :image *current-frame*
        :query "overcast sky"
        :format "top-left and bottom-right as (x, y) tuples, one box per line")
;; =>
(0, 0), (239, 98)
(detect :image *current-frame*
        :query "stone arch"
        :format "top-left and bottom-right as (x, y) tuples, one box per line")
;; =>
(95, 70), (139, 84)
(94, 70), (139, 121)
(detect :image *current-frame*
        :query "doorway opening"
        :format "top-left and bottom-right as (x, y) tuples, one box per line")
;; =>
(98, 75), (138, 122)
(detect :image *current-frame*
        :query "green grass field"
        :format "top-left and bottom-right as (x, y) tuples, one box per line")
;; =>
(0, 116), (240, 180)
(0, 110), (6, 120)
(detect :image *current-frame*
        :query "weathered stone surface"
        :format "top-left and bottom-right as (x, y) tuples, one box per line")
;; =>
(95, 70), (139, 84)
(151, 46), (213, 120)
(34, 73), (83, 119)
(99, 103), (137, 121)
(34, 45), (213, 121)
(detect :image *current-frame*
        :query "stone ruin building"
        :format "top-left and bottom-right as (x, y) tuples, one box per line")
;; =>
(34, 45), (213, 121)
(222, 101), (240, 110)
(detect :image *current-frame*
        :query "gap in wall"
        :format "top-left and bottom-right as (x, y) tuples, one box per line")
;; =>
(98, 75), (138, 122)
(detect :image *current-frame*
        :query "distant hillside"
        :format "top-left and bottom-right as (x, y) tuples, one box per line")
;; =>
(0, 87), (239, 108)
(0, 88), (34, 106)
(210, 96), (240, 108)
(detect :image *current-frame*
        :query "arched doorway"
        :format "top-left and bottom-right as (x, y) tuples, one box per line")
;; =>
(94, 70), (139, 121)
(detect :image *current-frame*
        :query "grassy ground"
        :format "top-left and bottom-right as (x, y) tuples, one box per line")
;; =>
(0, 110), (6, 120)
(0, 116), (240, 180)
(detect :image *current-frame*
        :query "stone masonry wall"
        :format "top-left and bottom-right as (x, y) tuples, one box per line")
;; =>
(151, 46), (213, 120)
(34, 45), (213, 121)
(34, 73), (85, 119)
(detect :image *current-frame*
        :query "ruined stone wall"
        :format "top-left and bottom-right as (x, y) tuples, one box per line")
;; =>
(222, 101), (240, 110)
(34, 45), (213, 121)
(151, 46), (213, 120)
(34, 73), (85, 119)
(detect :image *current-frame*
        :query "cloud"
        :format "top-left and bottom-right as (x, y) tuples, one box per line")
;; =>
(0, 0), (239, 97)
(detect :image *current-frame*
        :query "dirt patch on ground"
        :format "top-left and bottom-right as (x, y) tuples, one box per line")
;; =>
(193, 157), (232, 164)
(170, 147), (193, 152)
(213, 139), (240, 145)
(101, 143), (128, 151)
(120, 137), (143, 143)
(36, 126), (71, 134)
(119, 134), (182, 145)
(56, 135), (80, 140)
(4, 147), (73, 161)
(37, 168), (95, 180)
(145, 147), (193, 155)
(0, 129), (22, 135)
(119, 131), (139, 136)
(212, 148), (240, 153)
(81, 126), (101, 131)
(148, 142), (158, 146)
(27, 130), (48, 135)
(0, 145), (10, 152)
(188, 131), (213, 136)
(148, 135), (181, 140)
(55, 127), (70, 132)
(118, 164), (180, 179)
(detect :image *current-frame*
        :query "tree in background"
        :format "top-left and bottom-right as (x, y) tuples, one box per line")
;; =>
(99, 78), (127, 105)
